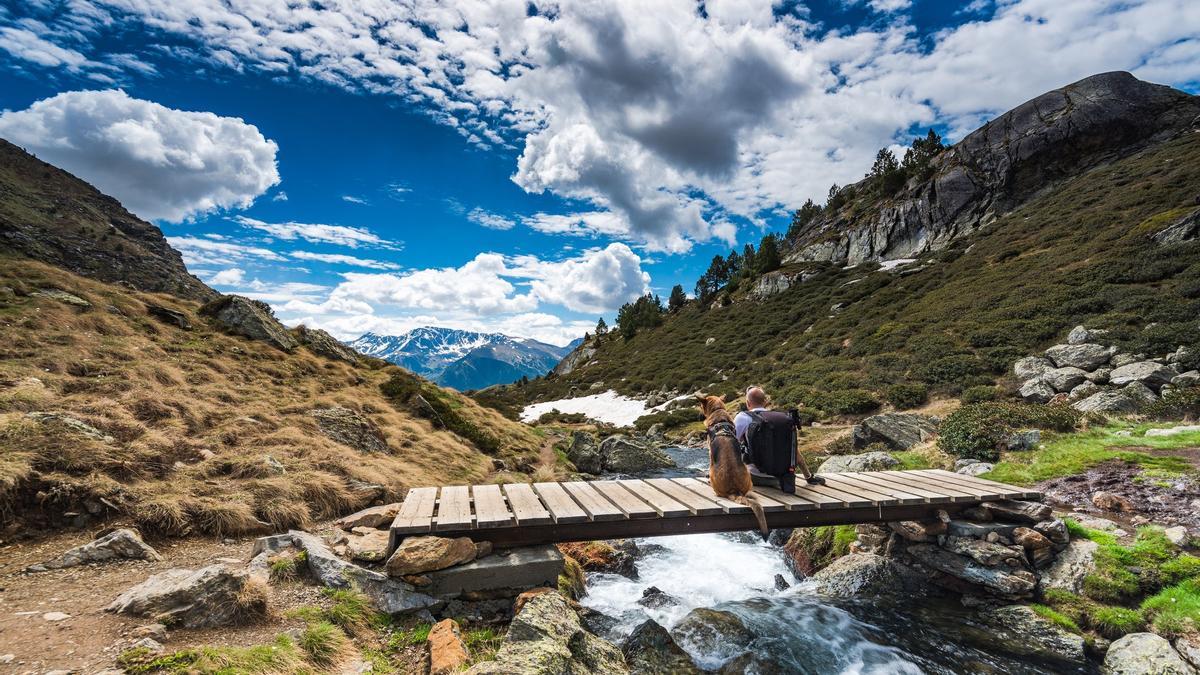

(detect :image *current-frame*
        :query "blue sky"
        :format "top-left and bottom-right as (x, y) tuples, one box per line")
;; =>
(1, 0), (1197, 345)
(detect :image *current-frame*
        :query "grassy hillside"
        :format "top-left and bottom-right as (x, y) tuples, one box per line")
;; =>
(482, 131), (1200, 419)
(0, 258), (542, 537)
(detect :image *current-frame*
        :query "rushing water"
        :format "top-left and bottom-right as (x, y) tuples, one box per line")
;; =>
(580, 446), (1081, 675)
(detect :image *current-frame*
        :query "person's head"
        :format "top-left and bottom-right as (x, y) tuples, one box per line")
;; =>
(745, 386), (767, 409)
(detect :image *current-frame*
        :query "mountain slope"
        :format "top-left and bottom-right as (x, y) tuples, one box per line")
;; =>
(351, 328), (575, 389)
(480, 73), (1200, 418)
(0, 139), (215, 302)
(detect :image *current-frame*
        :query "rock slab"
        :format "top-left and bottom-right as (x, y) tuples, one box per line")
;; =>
(27, 529), (161, 572)
(106, 565), (263, 628)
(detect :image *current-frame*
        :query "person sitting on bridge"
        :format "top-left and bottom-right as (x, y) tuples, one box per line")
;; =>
(734, 386), (824, 493)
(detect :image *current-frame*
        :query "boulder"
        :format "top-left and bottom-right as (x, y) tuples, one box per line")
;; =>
(819, 452), (899, 473)
(1003, 430), (1042, 452)
(979, 605), (1086, 666)
(465, 592), (627, 674)
(957, 463), (994, 476)
(1068, 326), (1108, 345)
(336, 502), (400, 530)
(1164, 526), (1189, 547)
(1172, 370), (1200, 387)
(637, 586), (682, 610)
(1039, 538), (1099, 594)
(386, 536), (477, 576)
(623, 619), (701, 674)
(670, 608), (754, 666)
(32, 288), (90, 307)
(1043, 367), (1088, 393)
(941, 536), (1025, 567)
(1072, 390), (1140, 414)
(199, 295), (298, 351)
(1092, 491), (1135, 513)
(428, 619), (470, 675)
(1175, 635), (1200, 671)
(810, 553), (917, 598)
(906, 544), (1036, 597)
(1045, 343), (1117, 370)
(566, 431), (604, 474)
(1110, 361), (1179, 389)
(309, 406), (390, 454)
(1019, 378), (1055, 403)
(1111, 353), (1145, 368)
(600, 435), (675, 474)
(145, 304), (192, 330)
(888, 520), (947, 543)
(1085, 367), (1114, 384)
(294, 325), (360, 364)
(346, 529), (391, 563)
(979, 499), (1053, 524)
(106, 565), (265, 628)
(1145, 425), (1200, 438)
(1014, 356), (1054, 381)
(1012, 527), (1053, 551)
(1070, 382), (1102, 401)
(26, 529), (161, 572)
(851, 413), (939, 451)
(1103, 633), (1193, 675)
(1124, 382), (1159, 406)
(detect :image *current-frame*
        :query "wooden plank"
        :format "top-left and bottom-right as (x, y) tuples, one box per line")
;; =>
(819, 474), (901, 505)
(434, 485), (473, 531)
(918, 469), (1042, 499)
(561, 481), (627, 522)
(827, 473), (924, 505)
(471, 484), (513, 529)
(591, 481), (658, 519)
(502, 483), (552, 526)
(673, 477), (788, 513)
(906, 470), (1008, 500)
(646, 478), (725, 515)
(847, 472), (951, 503)
(875, 471), (989, 501)
(392, 486), (438, 534)
(533, 482), (589, 524)
(797, 480), (876, 508)
(750, 484), (820, 511)
(617, 479), (690, 517)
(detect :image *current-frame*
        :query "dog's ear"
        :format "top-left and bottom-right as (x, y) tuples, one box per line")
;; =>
(694, 392), (707, 404)
(716, 395), (726, 405)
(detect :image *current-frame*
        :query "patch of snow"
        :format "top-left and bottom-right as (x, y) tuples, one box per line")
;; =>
(878, 258), (917, 271)
(520, 390), (673, 427)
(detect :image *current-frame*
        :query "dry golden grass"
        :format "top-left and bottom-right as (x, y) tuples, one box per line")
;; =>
(0, 258), (542, 537)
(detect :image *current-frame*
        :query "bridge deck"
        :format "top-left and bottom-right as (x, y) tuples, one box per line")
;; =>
(389, 469), (1040, 550)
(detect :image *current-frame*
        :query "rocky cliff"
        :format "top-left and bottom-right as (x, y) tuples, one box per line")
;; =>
(787, 72), (1200, 265)
(0, 138), (215, 301)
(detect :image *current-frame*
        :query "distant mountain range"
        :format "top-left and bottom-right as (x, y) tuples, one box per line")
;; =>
(351, 327), (582, 390)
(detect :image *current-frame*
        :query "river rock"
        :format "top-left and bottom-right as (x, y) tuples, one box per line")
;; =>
(1014, 356), (1054, 381)
(623, 619), (701, 674)
(601, 435), (675, 474)
(980, 499), (1053, 524)
(1072, 390), (1140, 414)
(567, 431), (603, 474)
(979, 605), (1086, 666)
(26, 529), (161, 572)
(466, 592), (627, 674)
(906, 544), (1036, 597)
(336, 502), (400, 530)
(346, 529), (391, 563)
(309, 406), (389, 454)
(637, 586), (681, 610)
(1019, 378), (1055, 403)
(1043, 367), (1088, 392)
(106, 565), (265, 628)
(428, 618), (469, 675)
(941, 536), (1024, 567)
(1039, 538), (1098, 594)
(851, 413), (938, 450)
(810, 553), (916, 598)
(1045, 344), (1117, 370)
(1103, 633), (1193, 674)
(199, 295), (298, 351)
(1110, 361), (1179, 389)
(819, 452), (899, 473)
(1092, 491), (1135, 512)
(671, 608), (754, 666)
(387, 536), (477, 576)
(294, 325), (359, 364)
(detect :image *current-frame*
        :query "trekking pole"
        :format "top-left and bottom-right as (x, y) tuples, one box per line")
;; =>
(790, 409), (824, 485)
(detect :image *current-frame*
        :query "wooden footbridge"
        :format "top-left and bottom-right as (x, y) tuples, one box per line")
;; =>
(389, 470), (1040, 550)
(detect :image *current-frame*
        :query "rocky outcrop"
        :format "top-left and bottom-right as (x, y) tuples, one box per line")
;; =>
(748, 269), (817, 299)
(567, 433), (674, 475)
(786, 73), (1200, 266)
(106, 565), (265, 628)
(1038, 538), (1098, 594)
(552, 340), (597, 376)
(465, 592), (627, 674)
(851, 413), (938, 451)
(622, 619), (700, 674)
(1103, 633), (1194, 674)
(199, 295), (297, 351)
(145, 303), (192, 330)
(26, 529), (161, 572)
(978, 605), (1085, 666)
(1152, 207), (1200, 245)
(309, 406), (389, 454)
(819, 451), (899, 473)
(810, 553), (918, 598)
(295, 325), (360, 364)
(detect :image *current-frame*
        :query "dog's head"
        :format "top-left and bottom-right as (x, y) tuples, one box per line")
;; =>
(695, 393), (727, 418)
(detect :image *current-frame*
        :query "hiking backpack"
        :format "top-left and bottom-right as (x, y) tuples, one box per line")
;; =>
(742, 409), (798, 477)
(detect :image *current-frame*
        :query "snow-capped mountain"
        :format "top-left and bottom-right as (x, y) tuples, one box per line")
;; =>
(350, 327), (581, 390)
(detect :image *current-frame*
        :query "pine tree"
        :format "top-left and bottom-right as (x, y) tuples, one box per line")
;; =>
(786, 199), (823, 240)
(742, 243), (757, 276)
(667, 284), (687, 312)
(595, 317), (608, 335)
(755, 233), (782, 274)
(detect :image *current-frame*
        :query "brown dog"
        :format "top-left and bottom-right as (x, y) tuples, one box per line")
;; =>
(697, 394), (768, 538)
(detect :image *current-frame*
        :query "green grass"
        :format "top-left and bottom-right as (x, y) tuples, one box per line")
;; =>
(891, 450), (934, 470)
(1030, 604), (1081, 633)
(117, 636), (306, 674)
(1141, 578), (1200, 637)
(983, 425), (1196, 486)
(298, 620), (347, 666)
(1091, 605), (1146, 638)
(463, 626), (504, 666)
(386, 622), (432, 651)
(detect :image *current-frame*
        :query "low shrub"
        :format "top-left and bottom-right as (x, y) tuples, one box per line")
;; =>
(536, 410), (589, 425)
(885, 383), (927, 410)
(961, 385), (1000, 404)
(938, 402), (1081, 461)
(1143, 385), (1200, 421)
(632, 407), (702, 432)
(816, 389), (881, 416)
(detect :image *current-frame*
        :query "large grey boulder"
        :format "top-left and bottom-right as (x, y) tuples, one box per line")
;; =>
(1124, 382), (1159, 406)
(1173, 370), (1200, 387)
(670, 608), (755, 666)
(295, 325), (360, 364)
(466, 592), (627, 674)
(809, 553), (918, 598)
(1039, 538), (1099, 594)
(199, 295), (298, 351)
(819, 452), (899, 473)
(1068, 326), (1108, 345)
(566, 431), (604, 474)
(623, 619), (701, 674)
(1045, 343), (1117, 370)
(1043, 367), (1088, 393)
(1103, 633), (1193, 674)
(1110, 361), (1179, 389)
(1019, 378), (1055, 403)
(1085, 366), (1114, 384)
(600, 435), (674, 474)
(27, 529), (161, 572)
(310, 406), (390, 454)
(1072, 390), (1140, 414)
(1013, 356), (1054, 381)
(106, 565), (265, 628)
(851, 413), (938, 450)
(979, 605), (1086, 666)
(1152, 207), (1200, 245)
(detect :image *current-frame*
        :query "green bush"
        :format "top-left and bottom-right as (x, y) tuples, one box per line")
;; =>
(816, 389), (881, 416)
(961, 385), (1000, 404)
(381, 370), (502, 455)
(632, 407), (702, 432)
(938, 402), (1081, 461)
(885, 383), (927, 410)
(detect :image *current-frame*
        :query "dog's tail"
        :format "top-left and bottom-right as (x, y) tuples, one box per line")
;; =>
(733, 493), (769, 540)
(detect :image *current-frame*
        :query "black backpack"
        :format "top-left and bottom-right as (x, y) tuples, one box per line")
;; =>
(742, 409), (798, 477)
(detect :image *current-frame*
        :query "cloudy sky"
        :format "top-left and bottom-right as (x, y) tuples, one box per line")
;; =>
(1, 0), (1198, 345)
